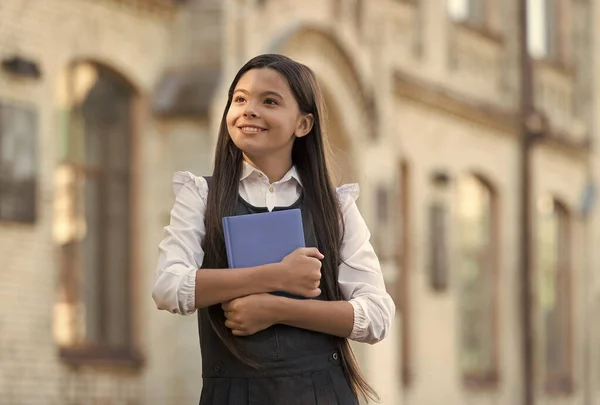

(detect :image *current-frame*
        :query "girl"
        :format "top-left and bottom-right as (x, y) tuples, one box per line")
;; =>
(153, 54), (395, 405)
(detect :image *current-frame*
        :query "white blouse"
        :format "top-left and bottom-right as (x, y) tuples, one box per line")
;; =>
(153, 162), (395, 344)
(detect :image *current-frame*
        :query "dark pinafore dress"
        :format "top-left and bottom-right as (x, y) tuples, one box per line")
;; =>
(198, 177), (359, 405)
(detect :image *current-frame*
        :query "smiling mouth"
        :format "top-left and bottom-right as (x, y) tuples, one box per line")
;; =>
(239, 126), (267, 134)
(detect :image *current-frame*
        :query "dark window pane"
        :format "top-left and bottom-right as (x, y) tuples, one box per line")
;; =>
(0, 103), (38, 223)
(105, 177), (131, 346)
(429, 203), (448, 292)
(458, 175), (495, 376)
(81, 176), (102, 342)
(537, 198), (571, 379)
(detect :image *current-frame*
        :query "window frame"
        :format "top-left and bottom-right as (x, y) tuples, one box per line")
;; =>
(456, 174), (500, 389)
(54, 61), (143, 368)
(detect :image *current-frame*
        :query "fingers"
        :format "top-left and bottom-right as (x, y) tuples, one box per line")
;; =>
(308, 257), (323, 270)
(225, 319), (240, 329)
(301, 287), (321, 299)
(296, 247), (324, 260)
(225, 320), (250, 336)
(222, 299), (240, 311)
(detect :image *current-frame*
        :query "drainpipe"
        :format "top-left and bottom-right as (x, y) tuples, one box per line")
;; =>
(518, 0), (536, 404)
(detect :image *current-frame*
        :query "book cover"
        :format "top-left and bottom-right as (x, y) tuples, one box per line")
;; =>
(222, 208), (308, 298)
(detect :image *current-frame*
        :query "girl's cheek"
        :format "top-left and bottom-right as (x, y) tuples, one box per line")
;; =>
(226, 110), (238, 126)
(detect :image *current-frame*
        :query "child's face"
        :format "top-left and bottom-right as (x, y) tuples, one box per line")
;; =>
(227, 68), (311, 162)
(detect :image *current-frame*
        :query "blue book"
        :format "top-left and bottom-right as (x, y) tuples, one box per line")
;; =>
(222, 208), (307, 298)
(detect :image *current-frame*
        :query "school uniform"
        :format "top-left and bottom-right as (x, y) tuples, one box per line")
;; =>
(153, 162), (395, 404)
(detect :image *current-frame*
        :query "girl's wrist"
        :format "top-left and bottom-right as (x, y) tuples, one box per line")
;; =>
(269, 295), (290, 324)
(260, 262), (285, 292)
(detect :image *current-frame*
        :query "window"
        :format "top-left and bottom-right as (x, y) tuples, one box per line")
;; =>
(53, 62), (138, 363)
(527, 0), (572, 64)
(429, 202), (449, 292)
(0, 103), (38, 223)
(373, 186), (393, 260)
(537, 197), (572, 391)
(447, 0), (488, 26)
(457, 174), (498, 384)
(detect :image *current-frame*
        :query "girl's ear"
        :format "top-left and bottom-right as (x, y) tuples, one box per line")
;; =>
(295, 113), (314, 138)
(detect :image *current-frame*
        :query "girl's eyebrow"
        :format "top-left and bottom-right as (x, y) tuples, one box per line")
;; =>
(234, 88), (284, 100)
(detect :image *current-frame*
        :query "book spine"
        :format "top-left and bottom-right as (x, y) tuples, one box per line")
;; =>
(221, 217), (235, 268)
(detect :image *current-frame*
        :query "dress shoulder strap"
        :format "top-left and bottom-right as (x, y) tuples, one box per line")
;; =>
(203, 176), (212, 190)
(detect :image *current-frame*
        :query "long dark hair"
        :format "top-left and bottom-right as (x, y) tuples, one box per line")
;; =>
(202, 54), (378, 402)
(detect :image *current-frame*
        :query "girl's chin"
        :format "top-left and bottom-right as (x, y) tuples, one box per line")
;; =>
(233, 136), (269, 151)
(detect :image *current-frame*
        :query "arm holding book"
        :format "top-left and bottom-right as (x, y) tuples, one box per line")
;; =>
(194, 248), (323, 308)
(223, 185), (396, 344)
(280, 188), (395, 344)
(152, 173), (323, 313)
(223, 293), (354, 338)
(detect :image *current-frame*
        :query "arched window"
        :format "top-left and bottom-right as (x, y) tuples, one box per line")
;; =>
(537, 197), (572, 390)
(457, 174), (498, 384)
(54, 61), (137, 360)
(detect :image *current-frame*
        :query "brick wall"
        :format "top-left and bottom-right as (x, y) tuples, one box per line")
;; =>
(0, 0), (174, 403)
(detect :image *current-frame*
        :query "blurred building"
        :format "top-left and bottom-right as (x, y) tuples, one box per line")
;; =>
(1, 0), (599, 404)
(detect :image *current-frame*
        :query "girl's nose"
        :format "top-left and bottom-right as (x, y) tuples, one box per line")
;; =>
(243, 104), (258, 118)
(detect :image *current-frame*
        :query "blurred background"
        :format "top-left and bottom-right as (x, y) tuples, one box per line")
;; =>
(1, 0), (599, 404)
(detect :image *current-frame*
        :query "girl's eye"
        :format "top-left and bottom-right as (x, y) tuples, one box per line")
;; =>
(264, 98), (278, 105)
(234, 96), (246, 103)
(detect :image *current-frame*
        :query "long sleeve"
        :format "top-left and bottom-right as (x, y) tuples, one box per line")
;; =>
(152, 172), (208, 315)
(336, 184), (396, 344)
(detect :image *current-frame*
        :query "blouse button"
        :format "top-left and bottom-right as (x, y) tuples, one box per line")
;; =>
(269, 187), (274, 193)
(214, 365), (222, 373)
(258, 173), (263, 177)
(332, 353), (339, 361)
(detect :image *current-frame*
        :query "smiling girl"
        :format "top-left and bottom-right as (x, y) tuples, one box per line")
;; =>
(153, 54), (395, 404)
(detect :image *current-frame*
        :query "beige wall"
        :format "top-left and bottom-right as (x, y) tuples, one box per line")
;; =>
(395, 99), (522, 405)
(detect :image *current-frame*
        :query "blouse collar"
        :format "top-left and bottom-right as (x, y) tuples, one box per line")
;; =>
(240, 161), (303, 186)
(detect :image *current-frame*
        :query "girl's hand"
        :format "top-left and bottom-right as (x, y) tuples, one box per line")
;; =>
(222, 293), (280, 336)
(279, 248), (324, 298)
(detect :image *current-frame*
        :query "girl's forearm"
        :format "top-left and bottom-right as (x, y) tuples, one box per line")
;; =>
(194, 264), (282, 308)
(273, 297), (354, 338)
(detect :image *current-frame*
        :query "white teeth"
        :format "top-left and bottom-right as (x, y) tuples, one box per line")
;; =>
(241, 127), (264, 132)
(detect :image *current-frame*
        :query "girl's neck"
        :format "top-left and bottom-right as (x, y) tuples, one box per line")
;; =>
(243, 154), (293, 183)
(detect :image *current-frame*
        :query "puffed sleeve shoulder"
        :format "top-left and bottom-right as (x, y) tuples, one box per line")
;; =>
(172, 171), (209, 200)
(336, 183), (360, 210)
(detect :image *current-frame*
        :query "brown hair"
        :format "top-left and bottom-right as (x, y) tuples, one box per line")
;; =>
(201, 54), (378, 402)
